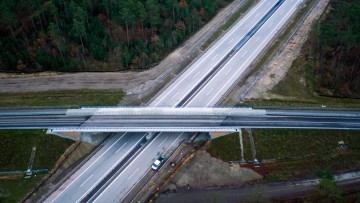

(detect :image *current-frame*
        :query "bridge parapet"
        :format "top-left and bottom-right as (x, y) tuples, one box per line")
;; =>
(66, 107), (266, 116)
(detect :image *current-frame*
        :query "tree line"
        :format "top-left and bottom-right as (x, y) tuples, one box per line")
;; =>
(313, 0), (360, 98)
(0, 0), (232, 72)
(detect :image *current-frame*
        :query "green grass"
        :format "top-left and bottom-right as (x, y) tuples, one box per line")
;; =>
(242, 46), (360, 108)
(0, 130), (73, 171)
(241, 0), (360, 108)
(207, 133), (243, 161)
(0, 89), (124, 108)
(208, 130), (360, 180)
(0, 130), (74, 202)
(242, 37), (360, 108)
(0, 174), (45, 203)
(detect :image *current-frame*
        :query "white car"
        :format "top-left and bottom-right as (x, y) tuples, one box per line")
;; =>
(152, 155), (165, 170)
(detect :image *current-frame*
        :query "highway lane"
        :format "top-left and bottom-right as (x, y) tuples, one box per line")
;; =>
(77, 2), (283, 201)
(86, 0), (311, 201)
(150, 0), (278, 107)
(91, 132), (190, 203)
(0, 109), (67, 116)
(0, 115), (85, 129)
(44, 116), (360, 130)
(187, 0), (303, 107)
(44, 132), (146, 203)
(3, 110), (360, 130)
(45, 0), (305, 202)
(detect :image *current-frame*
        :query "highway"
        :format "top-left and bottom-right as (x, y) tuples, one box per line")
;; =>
(150, 0), (280, 107)
(89, 132), (190, 203)
(45, 132), (145, 203)
(43, 0), (306, 202)
(187, 0), (303, 107)
(1, 109), (360, 131)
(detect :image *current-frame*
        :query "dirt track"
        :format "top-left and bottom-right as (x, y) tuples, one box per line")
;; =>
(0, 0), (249, 95)
(244, 0), (330, 100)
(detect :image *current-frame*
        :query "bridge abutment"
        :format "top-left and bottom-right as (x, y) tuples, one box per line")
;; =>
(46, 130), (110, 145)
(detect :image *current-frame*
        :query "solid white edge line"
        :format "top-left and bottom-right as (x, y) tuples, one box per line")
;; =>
(49, 133), (126, 203)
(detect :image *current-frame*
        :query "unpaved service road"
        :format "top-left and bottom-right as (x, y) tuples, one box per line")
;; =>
(0, 0), (250, 95)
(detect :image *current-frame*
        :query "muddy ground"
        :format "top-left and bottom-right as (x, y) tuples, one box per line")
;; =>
(165, 150), (261, 190)
(0, 0), (249, 97)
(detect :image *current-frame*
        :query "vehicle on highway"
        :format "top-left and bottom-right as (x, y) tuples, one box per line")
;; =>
(152, 155), (165, 170)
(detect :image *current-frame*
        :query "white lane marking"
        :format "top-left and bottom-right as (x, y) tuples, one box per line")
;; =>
(158, 137), (169, 147)
(268, 22), (274, 28)
(211, 54), (219, 61)
(171, 92), (179, 99)
(80, 175), (93, 188)
(206, 88), (214, 96)
(204, 0), (301, 107)
(192, 71), (200, 79)
(255, 38), (260, 42)
(127, 168), (139, 180)
(75, 133), (146, 203)
(241, 50), (248, 57)
(255, 12), (260, 18)
(151, 0), (269, 107)
(117, 133), (187, 203)
(115, 142), (127, 154)
(227, 39), (234, 45)
(93, 133), (164, 202)
(50, 133), (126, 202)
(164, 133), (185, 154)
(225, 68), (232, 76)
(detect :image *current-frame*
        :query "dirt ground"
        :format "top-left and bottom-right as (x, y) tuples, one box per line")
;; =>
(0, 0), (248, 96)
(244, 0), (330, 100)
(167, 150), (261, 190)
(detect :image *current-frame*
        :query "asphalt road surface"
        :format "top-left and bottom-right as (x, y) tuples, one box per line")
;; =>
(84, 0), (295, 201)
(42, 0), (306, 202)
(188, 0), (303, 107)
(150, 0), (279, 107)
(91, 132), (190, 203)
(2, 112), (360, 131)
(44, 132), (145, 203)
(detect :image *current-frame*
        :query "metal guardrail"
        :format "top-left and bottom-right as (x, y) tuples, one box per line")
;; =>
(240, 0), (321, 101)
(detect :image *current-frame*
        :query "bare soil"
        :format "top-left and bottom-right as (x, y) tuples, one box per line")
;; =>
(0, 0), (248, 96)
(244, 0), (330, 100)
(169, 150), (261, 190)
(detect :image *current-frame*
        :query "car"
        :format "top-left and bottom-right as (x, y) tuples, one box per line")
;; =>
(152, 155), (165, 170)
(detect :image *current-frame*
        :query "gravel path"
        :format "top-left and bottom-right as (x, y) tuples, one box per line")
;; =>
(0, 0), (249, 95)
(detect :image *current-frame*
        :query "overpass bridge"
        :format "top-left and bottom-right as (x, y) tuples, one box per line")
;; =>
(1, 107), (360, 134)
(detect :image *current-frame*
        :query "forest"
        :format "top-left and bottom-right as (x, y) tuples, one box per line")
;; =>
(0, 0), (232, 72)
(314, 0), (360, 98)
